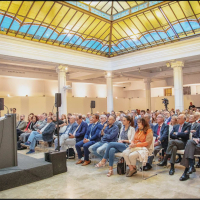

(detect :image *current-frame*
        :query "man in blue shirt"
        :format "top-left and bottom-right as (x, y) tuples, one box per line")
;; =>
(89, 115), (119, 159)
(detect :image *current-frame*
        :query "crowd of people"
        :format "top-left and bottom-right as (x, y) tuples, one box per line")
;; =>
(15, 102), (200, 181)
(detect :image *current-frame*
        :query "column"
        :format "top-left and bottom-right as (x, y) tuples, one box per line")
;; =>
(106, 71), (113, 113)
(144, 78), (151, 110)
(56, 65), (68, 116)
(168, 60), (184, 112)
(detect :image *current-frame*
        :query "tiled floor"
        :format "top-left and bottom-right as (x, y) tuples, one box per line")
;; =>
(0, 149), (199, 199)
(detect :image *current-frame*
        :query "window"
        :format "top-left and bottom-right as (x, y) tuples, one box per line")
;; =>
(183, 86), (191, 95)
(164, 88), (172, 96)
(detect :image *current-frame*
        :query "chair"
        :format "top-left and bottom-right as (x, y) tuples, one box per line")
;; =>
(136, 136), (157, 180)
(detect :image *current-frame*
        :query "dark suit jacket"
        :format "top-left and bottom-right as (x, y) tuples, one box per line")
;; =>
(153, 123), (169, 150)
(42, 122), (56, 142)
(84, 123), (103, 143)
(170, 122), (191, 145)
(193, 124), (200, 138)
(75, 121), (88, 143)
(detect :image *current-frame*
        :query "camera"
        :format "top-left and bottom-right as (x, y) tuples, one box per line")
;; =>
(162, 98), (169, 110)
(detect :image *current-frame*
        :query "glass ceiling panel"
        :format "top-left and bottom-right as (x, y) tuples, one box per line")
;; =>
(0, 1), (200, 57)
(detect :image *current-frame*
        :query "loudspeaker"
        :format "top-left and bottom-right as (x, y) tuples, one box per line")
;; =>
(90, 101), (95, 108)
(0, 98), (4, 110)
(55, 93), (61, 107)
(45, 151), (67, 175)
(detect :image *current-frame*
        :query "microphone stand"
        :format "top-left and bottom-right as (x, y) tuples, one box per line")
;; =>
(56, 106), (60, 151)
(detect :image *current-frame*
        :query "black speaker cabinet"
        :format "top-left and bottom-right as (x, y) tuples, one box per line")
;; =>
(0, 98), (4, 110)
(90, 101), (95, 108)
(55, 93), (61, 107)
(45, 151), (67, 175)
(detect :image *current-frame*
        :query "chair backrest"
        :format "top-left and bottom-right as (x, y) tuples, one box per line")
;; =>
(149, 136), (156, 155)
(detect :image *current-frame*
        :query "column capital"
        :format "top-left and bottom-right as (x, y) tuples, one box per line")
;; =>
(143, 78), (151, 83)
(166, 60), (184, 68)
(56, 65), (68, 73)
(104, 71), (113, 78)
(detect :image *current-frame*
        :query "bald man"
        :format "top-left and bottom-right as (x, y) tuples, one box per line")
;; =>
(158, 114), (191, 175)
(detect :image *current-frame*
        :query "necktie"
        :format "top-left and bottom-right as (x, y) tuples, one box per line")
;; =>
(157, 126), (161, 136)
(178, 125), (182, 132)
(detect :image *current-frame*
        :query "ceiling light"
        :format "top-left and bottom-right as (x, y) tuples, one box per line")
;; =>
(115, 97), (118, 99)
(107, 72), (111, 77)
(65, 67), (68, 71)
(7, 94), (10, 97)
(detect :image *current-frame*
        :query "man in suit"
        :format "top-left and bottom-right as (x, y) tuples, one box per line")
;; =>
(54, 115), (78, 150)
(100, 115), (107, 126)
(143, 114), (169, 171)
(33, 114), (47, 130)
(59, 115), (88, 150)
(158, 114), (191, 175)
(179, 125), (200, 181)
(75, 114), (103, 166)
(16, 114), (27, 141)
(89, 115), (119, 159)
(22, 117), (55, 154)
(164, 111), (171, 125)
(189, 115), (200, 137)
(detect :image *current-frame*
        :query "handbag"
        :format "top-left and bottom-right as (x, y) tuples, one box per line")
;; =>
(66, 148), (75, 159)
(117, 157), (126, 175)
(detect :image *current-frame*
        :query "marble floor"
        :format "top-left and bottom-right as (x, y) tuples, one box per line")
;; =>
(0, 149), (199, 199)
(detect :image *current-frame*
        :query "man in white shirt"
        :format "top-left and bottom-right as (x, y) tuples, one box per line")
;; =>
(54, 115), (78, 150)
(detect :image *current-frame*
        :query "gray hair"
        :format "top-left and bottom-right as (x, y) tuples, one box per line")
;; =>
(100, 115), (107, 119)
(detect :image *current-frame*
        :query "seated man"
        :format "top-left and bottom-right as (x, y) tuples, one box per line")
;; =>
(16, 114), (27, 140)
(22, 117), (55, 154)
(60, 115), (87, 150)
(75, 114), (103, 166)
(158, 114), (191, 175)
(54, 115), (78, 150)
(175, 114), (199, 163)
(144, 114), (154, 130)
(89, 115), (119, 160)
(179, 125), (200, 181)
(143, 114), (169, 171)
(100, 115), (107, 126)
(33, 114), (47, 130)
(164, 111), (171, 124)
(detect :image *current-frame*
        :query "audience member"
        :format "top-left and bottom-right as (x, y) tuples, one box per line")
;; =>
(157, 114), (191, 175)
(122, 118), (153, 177)
(144, 114), (169, 171)
(95, 115), (135, 177)
(22, 117), (55, 154)
(144, 114), (154, 130)
(13, 108), (19, 122)
(89, 115), (119, 159)
(75, 114), (103, 166)
(85, 113), (90, 124)
(99, 115), (107, 126)
(19, 115), (38, 143)
(179, 125), (200, 181)
(164, 111), (171, 124)
(54, 115), (78, 150)
(189, 102), (195, 110)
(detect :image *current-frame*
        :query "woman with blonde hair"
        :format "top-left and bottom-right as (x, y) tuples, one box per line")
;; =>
(122, 118), (153, 177)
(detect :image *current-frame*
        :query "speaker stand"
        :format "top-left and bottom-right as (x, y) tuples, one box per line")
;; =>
(56, 106), (60, 151)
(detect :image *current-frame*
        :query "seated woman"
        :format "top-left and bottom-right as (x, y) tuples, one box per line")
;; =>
(122, 118), (153, 177)
(19, 115), (38, 143)
(95, 115), (135, 177)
